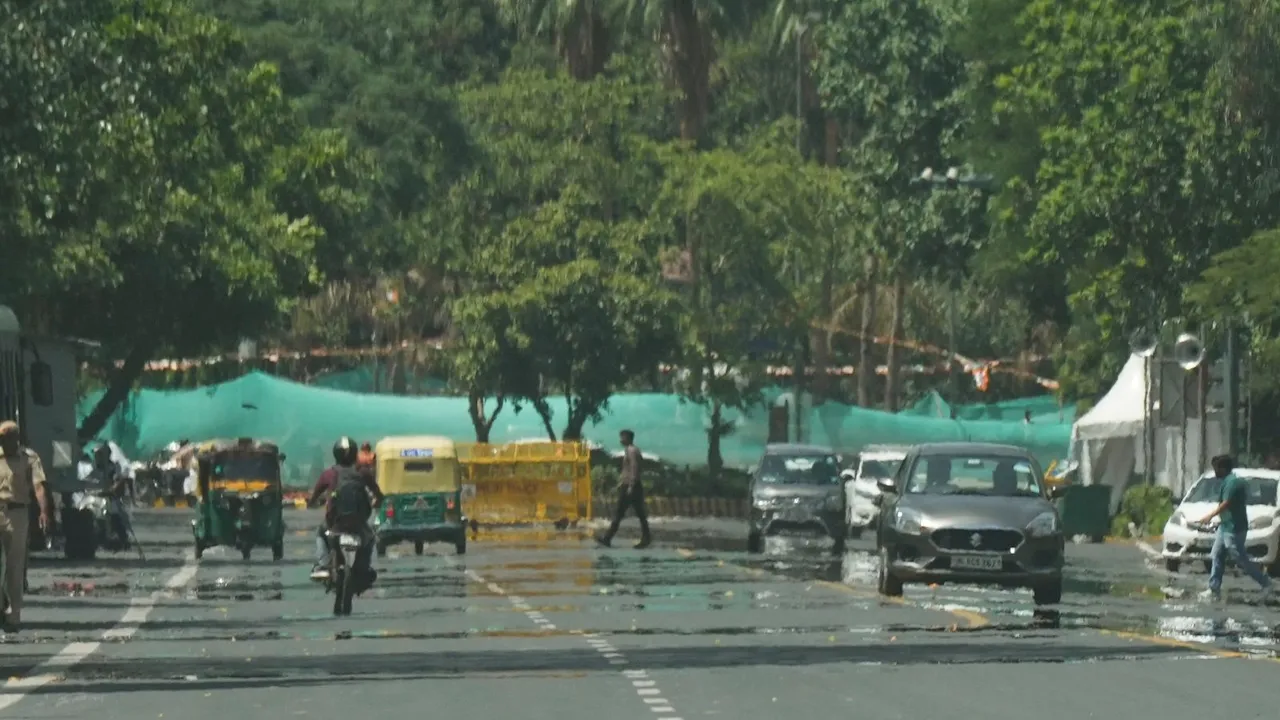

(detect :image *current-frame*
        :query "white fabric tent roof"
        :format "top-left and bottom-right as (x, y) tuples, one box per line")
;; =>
(1072, 353), (1147, 441)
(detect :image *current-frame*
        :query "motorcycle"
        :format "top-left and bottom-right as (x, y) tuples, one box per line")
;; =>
(321, 528), (377, 616)
(63, 489), (131, 560)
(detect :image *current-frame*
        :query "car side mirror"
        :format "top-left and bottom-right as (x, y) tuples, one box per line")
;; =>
(876, 477), (897, 495)
(1047, 485), (1067, 500)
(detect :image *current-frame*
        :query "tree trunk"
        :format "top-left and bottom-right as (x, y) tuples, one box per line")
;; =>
(533, 397), (558, 441)
(823, 117), (840, 166)
(668, 0), (712, 145)
(812, 241), (834, 403)
(562, 396), (591, 441)
(467, 392), (504, 443)
(77, 342), (154, 443)
(883, 274), (906, 412)
(706, 400), (725, 479)
(856, 254), (878, 407)
(562, 7), (612, 80)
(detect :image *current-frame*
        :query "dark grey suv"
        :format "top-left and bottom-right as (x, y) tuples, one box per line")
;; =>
(874, 442), (1066, 605)
(747, 444), (845, 554)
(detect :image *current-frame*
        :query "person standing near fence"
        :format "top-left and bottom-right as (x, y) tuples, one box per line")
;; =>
(595, 429), (651, 549)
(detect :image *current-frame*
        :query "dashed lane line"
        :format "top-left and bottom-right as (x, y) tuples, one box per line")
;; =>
(447, 557), (685, 720)
(0, 551), (200, 715)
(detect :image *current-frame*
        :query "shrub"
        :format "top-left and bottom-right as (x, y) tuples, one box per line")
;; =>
(1110, 484), (1176, 537)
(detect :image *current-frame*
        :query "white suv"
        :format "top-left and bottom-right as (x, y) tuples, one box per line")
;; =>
(1162, 468), (1280, 576)
(842, 446), (908, 539)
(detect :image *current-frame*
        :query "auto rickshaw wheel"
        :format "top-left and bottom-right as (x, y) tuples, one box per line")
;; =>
(241, 546), (252, 561)
(414, 540), (425, 556)
(271, 540), (283, 561)
(455, 534), (466, 556)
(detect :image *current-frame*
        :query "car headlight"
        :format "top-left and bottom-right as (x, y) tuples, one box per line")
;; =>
(1248, 514), (1275, 530)
(892, 508), (924, 534)
(1168, 512), (1185, 527)
(753, 497), (773, 509)
(1026, 511), (1060, 538)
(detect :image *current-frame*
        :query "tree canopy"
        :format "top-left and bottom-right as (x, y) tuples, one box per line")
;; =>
(8, 0), (1280, 460)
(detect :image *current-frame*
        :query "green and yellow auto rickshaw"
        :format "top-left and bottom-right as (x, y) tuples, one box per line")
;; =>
(372, 435), (467, 556)
(191, 438), (286, 561)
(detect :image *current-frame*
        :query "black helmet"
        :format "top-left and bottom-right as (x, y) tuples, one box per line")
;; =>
(333, 436), (358, 466)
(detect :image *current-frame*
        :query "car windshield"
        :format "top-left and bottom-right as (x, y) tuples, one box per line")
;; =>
(1184, 474), (1278, 506)
(904, 453), (1043, 497)
(758, 453), (841, 485)
(859, 457), (904, 480)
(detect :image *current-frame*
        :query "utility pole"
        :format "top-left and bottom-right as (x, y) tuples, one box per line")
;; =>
(1224, 318), (1240, 456)
(915, 167), (995, 401)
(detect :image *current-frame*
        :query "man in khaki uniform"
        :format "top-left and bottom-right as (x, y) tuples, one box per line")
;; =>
(1, 420), (51, 633)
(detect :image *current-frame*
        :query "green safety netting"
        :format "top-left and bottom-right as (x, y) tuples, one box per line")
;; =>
(309, 365), (449, 395)
(901, 390), (1076, 424)
(78, 372), (1073, 486)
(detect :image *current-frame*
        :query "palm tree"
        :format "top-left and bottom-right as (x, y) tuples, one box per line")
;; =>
(497, 0), (614, 80)
(616, 0), (759, 144)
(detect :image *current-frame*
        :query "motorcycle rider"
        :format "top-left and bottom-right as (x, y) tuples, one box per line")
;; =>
(309, 438), (383, 580)
(89, 444), (133, 549)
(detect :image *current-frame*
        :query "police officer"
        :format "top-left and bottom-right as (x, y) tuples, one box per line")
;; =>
(0, 420), (52, 633)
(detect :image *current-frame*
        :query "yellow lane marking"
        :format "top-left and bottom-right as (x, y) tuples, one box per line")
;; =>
(1101, 630), (1280, 664)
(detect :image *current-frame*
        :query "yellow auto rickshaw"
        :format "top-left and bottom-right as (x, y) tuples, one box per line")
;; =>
(372, 436), (467, 556)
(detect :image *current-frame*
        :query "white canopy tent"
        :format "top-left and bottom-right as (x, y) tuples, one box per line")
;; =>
(1069, 353), (1222, 514)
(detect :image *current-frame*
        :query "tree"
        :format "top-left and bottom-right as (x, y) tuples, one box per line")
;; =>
(818, 0), (969, 410)
(1, 0), (370, 441)
(498, 0), (615, 80)
(984, 0), (1280, 398)
(441, 69), (678, 441)
(648, 135), (844, 472)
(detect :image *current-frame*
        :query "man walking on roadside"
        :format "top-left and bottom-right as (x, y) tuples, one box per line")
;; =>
(1198, 454), (1273, 603)
(0, 420), (52, 633)
(595, 429), (651, 550)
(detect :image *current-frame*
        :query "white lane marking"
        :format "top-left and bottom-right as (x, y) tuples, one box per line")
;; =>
(448, 559), (686, 720)
(0, 551), (198, 714)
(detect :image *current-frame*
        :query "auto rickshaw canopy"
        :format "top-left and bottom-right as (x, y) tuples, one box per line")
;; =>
(375, 435), (460, 494)
(196, 438), (283, 496)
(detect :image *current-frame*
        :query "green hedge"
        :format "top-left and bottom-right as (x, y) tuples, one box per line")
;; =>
(1110, 484), (1176, 537)
(592, 464), (752, 499)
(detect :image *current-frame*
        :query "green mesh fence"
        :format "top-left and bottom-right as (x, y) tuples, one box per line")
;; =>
(78, 372), (1073, 486)
(901, 390), (1075, 423)
(308, 365), (449, 394)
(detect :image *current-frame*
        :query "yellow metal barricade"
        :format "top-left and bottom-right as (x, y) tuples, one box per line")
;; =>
(457, 441), (592, 525)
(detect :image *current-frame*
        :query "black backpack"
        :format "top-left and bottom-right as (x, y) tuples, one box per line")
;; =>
(330, 468), (371, 524)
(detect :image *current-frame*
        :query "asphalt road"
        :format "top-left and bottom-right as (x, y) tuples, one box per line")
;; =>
(3, 509), (1278, 719)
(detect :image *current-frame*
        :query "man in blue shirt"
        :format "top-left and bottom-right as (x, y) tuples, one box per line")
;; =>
(1197, 455), (1273, 602)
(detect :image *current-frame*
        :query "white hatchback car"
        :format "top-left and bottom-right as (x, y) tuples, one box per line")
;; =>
(1162, 468), (1280, 575)
(842, 445), (908, 539)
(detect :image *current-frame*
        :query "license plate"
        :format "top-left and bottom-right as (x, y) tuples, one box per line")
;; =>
(338, 534), (361, 549)
(951, 554), (1002, 571)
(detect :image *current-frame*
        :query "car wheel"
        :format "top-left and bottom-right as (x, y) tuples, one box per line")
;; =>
(1165, 559), (1180, 573)
(877, 546), (903, 597)
(746, 531), (763, 554)
(1033, 579), (1063, 606)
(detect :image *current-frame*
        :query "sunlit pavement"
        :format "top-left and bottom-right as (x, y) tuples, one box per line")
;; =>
(3, 509), (1278, 718)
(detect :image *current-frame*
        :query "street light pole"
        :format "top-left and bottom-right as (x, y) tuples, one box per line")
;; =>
(914, 167), (995, 401)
